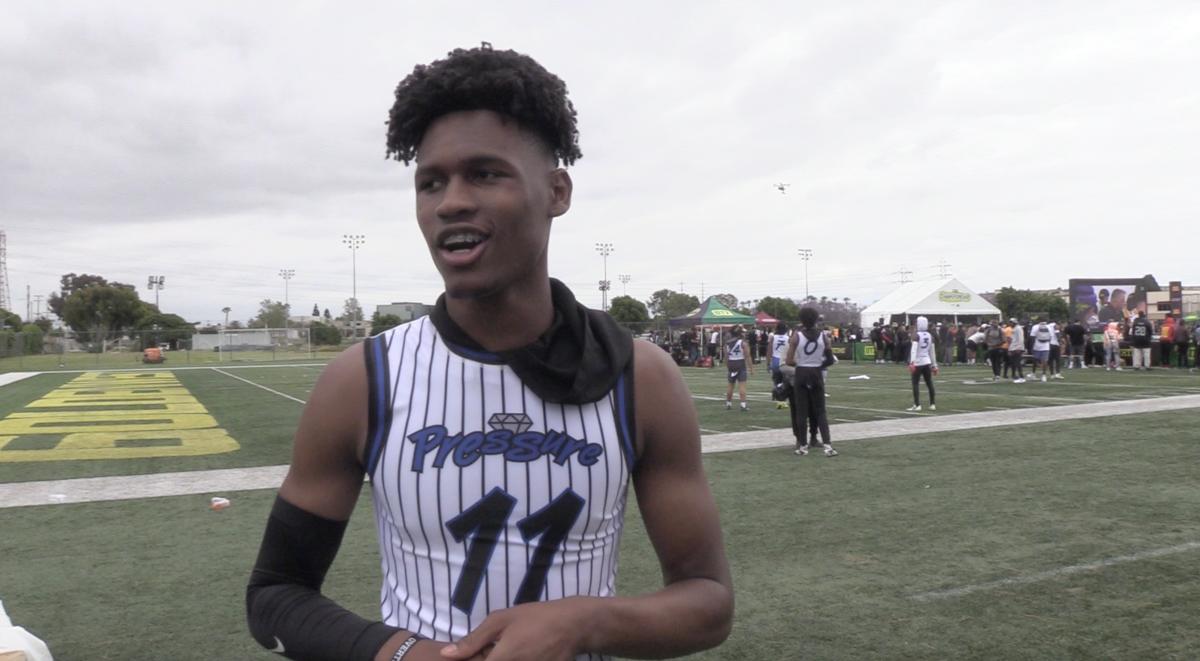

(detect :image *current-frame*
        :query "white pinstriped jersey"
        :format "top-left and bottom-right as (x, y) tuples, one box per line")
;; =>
(362, 318), (635, 660)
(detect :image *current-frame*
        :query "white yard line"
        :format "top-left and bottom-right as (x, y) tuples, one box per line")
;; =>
(212, 368), (307, 405)
(908, 541), (1200, 602)
(5, 394), (1200, 509)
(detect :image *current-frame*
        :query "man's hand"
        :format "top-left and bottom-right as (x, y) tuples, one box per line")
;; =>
(440, 598), (593, 661)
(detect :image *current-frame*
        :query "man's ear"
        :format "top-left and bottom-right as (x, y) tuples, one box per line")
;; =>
(548, 168), (572, 218)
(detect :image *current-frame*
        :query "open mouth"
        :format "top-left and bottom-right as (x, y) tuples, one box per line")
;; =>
(437, 230), (490, 266)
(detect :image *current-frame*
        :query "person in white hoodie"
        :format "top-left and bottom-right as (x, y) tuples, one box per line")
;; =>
(907, 316), (938, 411)
(1008, 319), (1027, 383)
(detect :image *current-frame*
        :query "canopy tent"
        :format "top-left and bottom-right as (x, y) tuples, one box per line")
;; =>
(669, 297), (756, 327)
(859, 278), (1001, 326)
(754, 311), (780, 326)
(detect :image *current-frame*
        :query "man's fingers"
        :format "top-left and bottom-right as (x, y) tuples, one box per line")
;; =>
(441, 617), (504, 659)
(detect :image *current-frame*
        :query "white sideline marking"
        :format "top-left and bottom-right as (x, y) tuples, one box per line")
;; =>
(0, 372), (39, 387)
(213, 368), (307, 405)
(6, 362), (327, 375)
(909, 541), (1200, 602)
(6, 394), (1200, 508)
(748, 425), (773, 430)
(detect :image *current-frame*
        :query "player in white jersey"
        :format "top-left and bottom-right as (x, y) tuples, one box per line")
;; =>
(907, 316), (938, 412)
(786, 307), (837, 457)
(1029, 319), (1053, 382)
(769, 322), (790, 409)
(247, 44), (733, 661)
(723, 326), (754, 411)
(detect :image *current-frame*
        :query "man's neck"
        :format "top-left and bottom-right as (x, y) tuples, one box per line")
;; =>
(445, 279), (556, 352)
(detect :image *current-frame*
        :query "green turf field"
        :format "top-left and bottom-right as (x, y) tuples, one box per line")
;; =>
(2, 358), (1199, 659)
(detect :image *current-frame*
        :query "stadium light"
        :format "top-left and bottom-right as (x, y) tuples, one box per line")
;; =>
(618, 274), (631, 297)
(342, 234), (366, 339)
(146, 275), (165, 309)
(278, 269), (295, 329)
(595, 242), (613, 311)
(797, 249), (812, 301)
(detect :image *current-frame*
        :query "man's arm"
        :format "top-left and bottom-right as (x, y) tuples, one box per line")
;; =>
(441, 340), (733, 660)
(246, 344), (458, 661)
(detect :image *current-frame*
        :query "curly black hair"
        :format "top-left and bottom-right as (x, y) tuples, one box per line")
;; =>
(385, 43), (582, 166)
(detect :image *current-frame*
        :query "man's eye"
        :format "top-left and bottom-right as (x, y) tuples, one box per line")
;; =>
(474, 170), (502, 181)
(417, 179), (443, 192)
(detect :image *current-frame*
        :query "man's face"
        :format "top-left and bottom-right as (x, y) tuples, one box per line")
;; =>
(1110, 290), (1127, 310)
(413, 110), (572, 299)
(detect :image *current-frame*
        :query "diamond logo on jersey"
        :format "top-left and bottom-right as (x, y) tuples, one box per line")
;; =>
(488, 412), (533, 434)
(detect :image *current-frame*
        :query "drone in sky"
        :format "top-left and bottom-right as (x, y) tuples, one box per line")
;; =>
(774, 182), (790, 194)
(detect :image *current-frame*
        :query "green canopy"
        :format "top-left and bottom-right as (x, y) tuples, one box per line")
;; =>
(669, 297), (756, 327)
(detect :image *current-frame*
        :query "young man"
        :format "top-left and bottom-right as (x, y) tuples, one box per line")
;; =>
(770, 321), (791, 409)
(246, 45), (733, 661)
(1029, 318), (1052, 382)
(984, 321), (1006, 381)
(786, 308), (837, 457)
(724, 326), (754, 411)
(1129, 310), (1154, 370)
(1064, 318), (1087, 369)
(1007, 319), (1027, 384)
(907, 316), (937, 412)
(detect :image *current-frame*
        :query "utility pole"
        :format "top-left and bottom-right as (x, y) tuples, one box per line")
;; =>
(342, 234), (366, 339)
(33, 294), (44, 319)
(26, 284), (30, 321)
(618, 274), (631, 297)
(147, 275), (165, 308)
(937, 259), (952, 279)
(594, 242), (613, 311)
(896, 268), (913, 284)
(278, 269), (295, 329)
(797, 248), (813, 301)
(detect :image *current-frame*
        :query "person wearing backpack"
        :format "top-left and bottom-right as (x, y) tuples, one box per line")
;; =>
(1029, 318), (1053, 382)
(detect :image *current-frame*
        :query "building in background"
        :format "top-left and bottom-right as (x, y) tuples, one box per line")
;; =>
(375, 301), (431, 323)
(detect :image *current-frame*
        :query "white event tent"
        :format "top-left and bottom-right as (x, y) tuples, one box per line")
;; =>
(859, 278), (1001, 326)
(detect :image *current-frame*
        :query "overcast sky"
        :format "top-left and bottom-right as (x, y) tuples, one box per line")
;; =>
(4, 1), (1198, 325)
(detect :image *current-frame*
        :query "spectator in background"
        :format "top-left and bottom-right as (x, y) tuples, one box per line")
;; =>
(937, 322), (951, 365)
(956, 323), (968, 364)
(984, 321), (1006, 380)
(895, 323), (910, 365)
(1159, 317), (1175, 367)
(1047, 319), (1063, 379)
(1008, 319), (1027, 384)
(1129, 310), (1153, 370)
(1192, 322), (1200, 372)
(757, 326), (769, 364)
(882, 323), (895, 363)
(769, 322), (791, 409)
(966, 324), (984, 366)
(1104, 321), (1123, 370)
(708, 327), (720, 364)
(1065, 318), (1088, 369)
(1029, 318), (1053, 382)
(1175, 318), (1191, 369)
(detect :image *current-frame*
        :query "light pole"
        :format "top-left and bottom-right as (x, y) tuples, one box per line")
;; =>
(797, 248), (812, 301)
(618, 274), (631, 297)
(595, 242), (613, 311)
(147, 275), (165, 308)
(278, 269), (294, 329)
(342, 234), (366, 339)
(221, 307), (231, 327)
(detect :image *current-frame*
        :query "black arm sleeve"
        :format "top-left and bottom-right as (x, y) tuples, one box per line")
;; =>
(246, 496), (402, 660)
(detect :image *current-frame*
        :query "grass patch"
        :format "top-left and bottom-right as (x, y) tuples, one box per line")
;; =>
(3, 409), (1198, 659)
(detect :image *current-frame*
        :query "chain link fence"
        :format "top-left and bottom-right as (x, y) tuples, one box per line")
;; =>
(0, 328), (330, 372)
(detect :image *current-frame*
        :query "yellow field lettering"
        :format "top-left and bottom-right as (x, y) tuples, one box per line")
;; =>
(0, 371), (240, 462)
